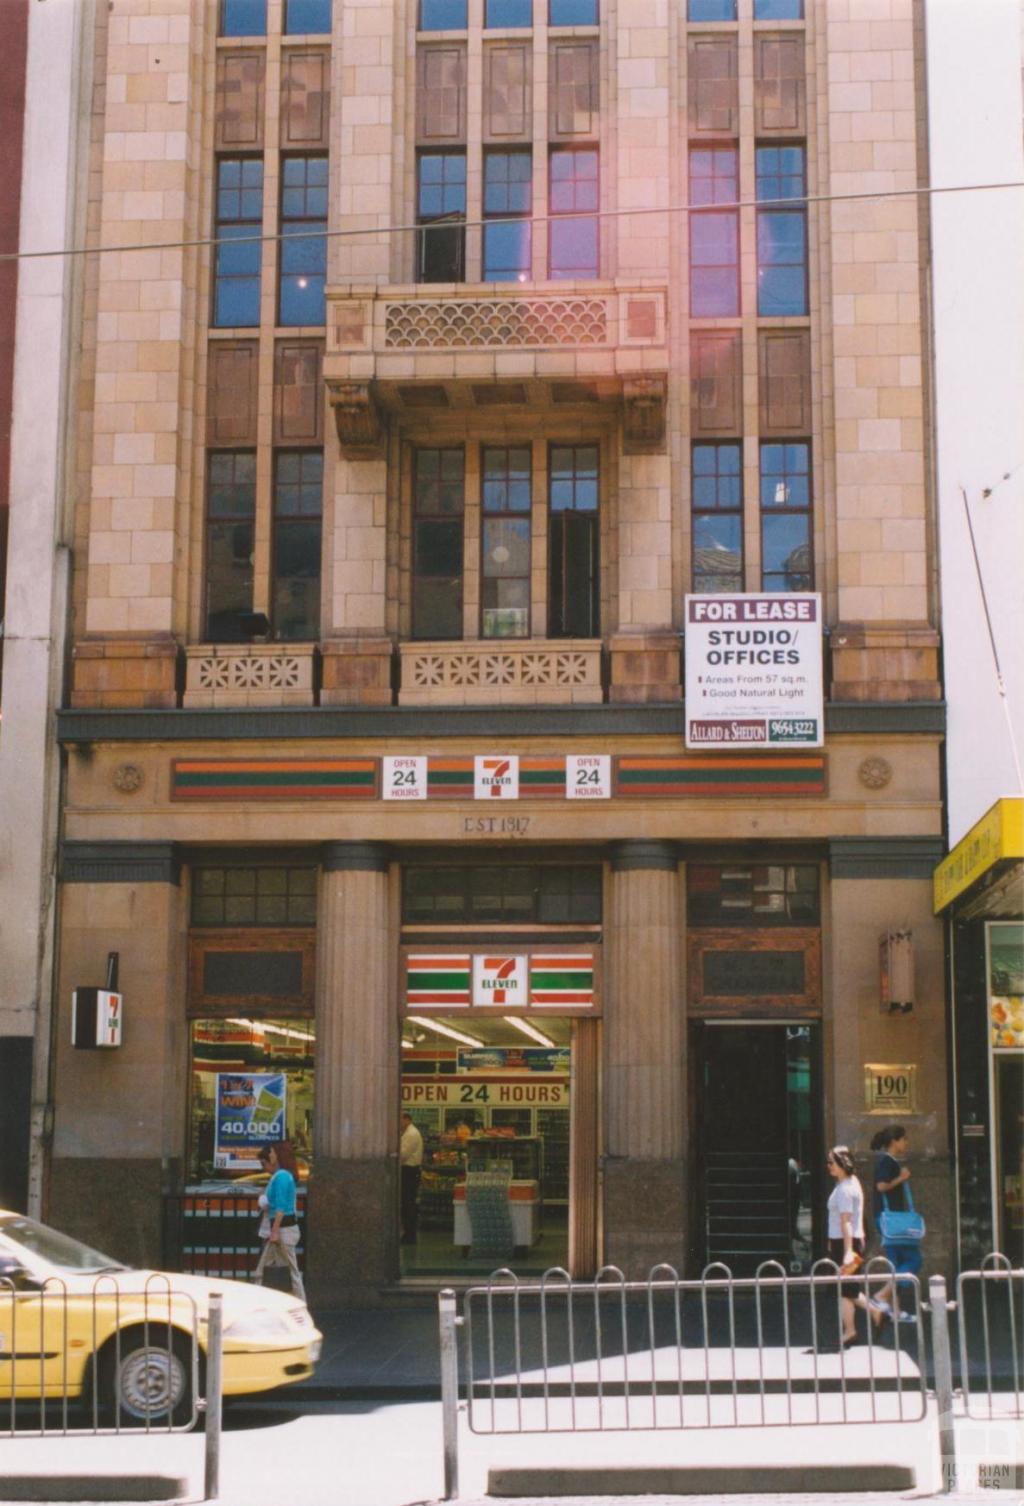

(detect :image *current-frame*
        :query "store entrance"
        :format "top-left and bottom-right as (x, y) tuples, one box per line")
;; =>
(693, 1022), (821, 1276)
(400, 1016), (575, 1277)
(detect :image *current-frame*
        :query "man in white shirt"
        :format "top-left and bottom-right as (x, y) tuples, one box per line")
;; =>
(400, 1112), (424, 1246)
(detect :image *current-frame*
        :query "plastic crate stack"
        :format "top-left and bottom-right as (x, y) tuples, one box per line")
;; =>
(465, 1169), (514, 1261)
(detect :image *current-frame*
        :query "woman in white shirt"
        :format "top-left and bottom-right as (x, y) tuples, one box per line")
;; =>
(826, 1145), (882, 1346)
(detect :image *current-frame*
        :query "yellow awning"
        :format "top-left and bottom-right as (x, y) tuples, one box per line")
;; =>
(933, 797), (1024, 913)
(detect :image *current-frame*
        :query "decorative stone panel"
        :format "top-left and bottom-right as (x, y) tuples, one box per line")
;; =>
(549, 40), (599, 139)
(754, 35), (806, 135)
(399, 640), (603, 706)
(688, 37), (738, 136)
(484, 43), (531, 141)
(384, 295), (610, 350)
(282, 49), (329, 148)
(215, 51), (265, 150)
(71, 640), (179, 710)
(691, 331), (742, 436)
(208, 341), (259, 446)
(183, 645), (316, 708)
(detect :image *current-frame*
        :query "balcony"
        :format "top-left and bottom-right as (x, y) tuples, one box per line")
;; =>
(324, 281), (668, 458)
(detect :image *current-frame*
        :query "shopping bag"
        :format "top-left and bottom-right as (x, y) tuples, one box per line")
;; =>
(878, 1183), (925, 1243)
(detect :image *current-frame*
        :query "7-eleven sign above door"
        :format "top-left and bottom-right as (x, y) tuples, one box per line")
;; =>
(472, 954), (528, 1007)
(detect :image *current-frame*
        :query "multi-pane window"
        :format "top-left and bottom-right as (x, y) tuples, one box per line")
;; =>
(273, 452), (323, 641)
(279, 157), (327, 326)
(413, 448), (465, 640)
(417, 152), (466, 282)
(486, 0), (532, 24)
(483, 151), (532, 281)
(692, 443), (743, 593)
(689, 148), (739, 317)
(192, 866), (318, 927)
(549, 444), (599, 637)
(688, 863), (819, 927)
(756, 145), (808, 316)
(284, 0), (331, 30)
(550, 0), (597, 20)
(753, 0), (802, 17)
(205, 452), (256, 642)
(420, 0), (468, 25)
(402, 863), (602, 925)
(760, 442), (812, 591)
(213, 159), (263, 328)
(481, 447), (532, 638)
(221, 0), (266, 36)
(688, 0), (736, 18)
(549, 149), (599, 279)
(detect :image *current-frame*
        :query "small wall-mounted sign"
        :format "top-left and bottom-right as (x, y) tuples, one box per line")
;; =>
(864, 1063), (917, 1115)
(71, 989), (123, 1050)
(382, 755), (427, 801)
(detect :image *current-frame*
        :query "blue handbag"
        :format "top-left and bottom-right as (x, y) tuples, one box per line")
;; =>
(878, 1182), (925, 1243)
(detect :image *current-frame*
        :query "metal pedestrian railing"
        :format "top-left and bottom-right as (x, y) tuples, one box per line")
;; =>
(1, 1275), (225, 1498)
(439, 1256), (929, 1498)
(957, 1253), (1024, 1420)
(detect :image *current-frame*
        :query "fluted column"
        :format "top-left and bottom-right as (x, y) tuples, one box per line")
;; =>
(308, 841), (394, 1302)
(604, 840), (686, 1275)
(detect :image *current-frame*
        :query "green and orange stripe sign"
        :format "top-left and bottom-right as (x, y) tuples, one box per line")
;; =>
(406, 955), (471, 1007)
(614, 755), (826, 797)
(172, 758), (377, 799)
(529, 953), (594, 1006)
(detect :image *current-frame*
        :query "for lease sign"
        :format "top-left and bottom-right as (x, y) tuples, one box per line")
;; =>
(684, 592), (824, 749)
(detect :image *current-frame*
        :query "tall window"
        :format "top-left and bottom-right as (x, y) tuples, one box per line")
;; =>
(483, 151), (532, 281)
(284, 0), (331, 30)
(486, 0), (532, 22)
(756, 145), (808, 316)
(692, 443), (743, 593)
(279, 157), (327, 326)
(760, 442), (812, 591)
(413, 448), (465, 640)
(549, 444), (599, 637)
(221, 0), (266, 36)
(550, 0), (597, 19)
(689, 147), (739, 317)
(481, 447), (531, 638)
(420, 0), (468, 25)
(273, 452), (323, 641)
(205, 452), (256, 641)
(417, 152), (466, 282)
(549, 149), (599, 279)
(213, 159), (263, 328)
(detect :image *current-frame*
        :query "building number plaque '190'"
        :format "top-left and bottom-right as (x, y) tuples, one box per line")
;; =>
(864, 1063), (917, 1115)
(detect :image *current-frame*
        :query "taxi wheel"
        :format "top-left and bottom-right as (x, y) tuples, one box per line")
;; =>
(102, 1330), (195, 1428)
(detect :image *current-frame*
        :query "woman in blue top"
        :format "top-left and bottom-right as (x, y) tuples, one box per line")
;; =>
(254, 1141), (306, 1303)
(870, 1123), (919, 1323)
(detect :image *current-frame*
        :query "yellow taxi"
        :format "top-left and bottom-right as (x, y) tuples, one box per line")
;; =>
(0, 1209), (321, 1425)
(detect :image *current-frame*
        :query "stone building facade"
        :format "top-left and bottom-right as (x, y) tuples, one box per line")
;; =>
(49, 0), (950, 1302)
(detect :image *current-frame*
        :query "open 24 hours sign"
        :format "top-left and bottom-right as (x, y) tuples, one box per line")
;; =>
(684, 592), (824, 749)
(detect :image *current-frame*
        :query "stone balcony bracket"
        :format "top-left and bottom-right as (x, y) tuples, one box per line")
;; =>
(325, 282), (668, 447)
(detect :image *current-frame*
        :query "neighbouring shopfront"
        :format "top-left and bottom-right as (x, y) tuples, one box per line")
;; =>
(936, 799), (1024, 1268)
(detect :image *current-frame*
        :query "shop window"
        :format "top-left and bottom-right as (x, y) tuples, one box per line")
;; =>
(413, 447), (465, 639)
(213, 158), (264, 328)
(272, 450), (322, 641)
(483, 151), (532, 281)
(756, 145), (808, 316)
(417, 152), (467, 282)
(221, 0), (266, 37)
(284, 0), (331, 32)
(687, 863), (819, 926)
(760, 440), (812, 591)
(550, 0), (597, 20)
(402, 862), (602, 925)
(549, 444), (599, 637)
(420, 0), (468, 26)
(689, 147), (739, 317)
(188, 1017), (314, 1182)
(482, 446), (531, 638)
(204, 450), (256, 642)
(486, 0), (532, 24)
(279, 157), (327, 326)
(688, 0), (737, 21)
(549, 149), (599, 279)
(192, 865), (318, 927)
(692, 442), (743, 593)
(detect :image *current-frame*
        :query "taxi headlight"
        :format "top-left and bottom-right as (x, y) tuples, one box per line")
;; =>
(223, 1309), (294, 1342)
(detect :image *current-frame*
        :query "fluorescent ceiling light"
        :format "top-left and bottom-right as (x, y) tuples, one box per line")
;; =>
(503, 1016), (556, 1049)
(407, 1016), (486, 1049)
(400, 1038), (415, 1050)
(227, 1017), (315, 1043)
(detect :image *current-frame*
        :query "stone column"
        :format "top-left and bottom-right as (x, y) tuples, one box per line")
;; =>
(604, 840), (685, 1274)
(308, 840), (394, 1303)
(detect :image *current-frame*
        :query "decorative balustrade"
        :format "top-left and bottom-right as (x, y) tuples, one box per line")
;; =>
(183, 644), (316, 708)
(399, 640), (603, 707)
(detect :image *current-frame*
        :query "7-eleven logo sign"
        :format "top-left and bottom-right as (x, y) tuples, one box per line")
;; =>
(473, 955), (528, 1006)
(474, 755), (519, 800)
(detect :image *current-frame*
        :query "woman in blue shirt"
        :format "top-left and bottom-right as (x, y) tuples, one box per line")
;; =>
(254, 1141), (306, 1303)
(870, 1123), (919, 1323)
